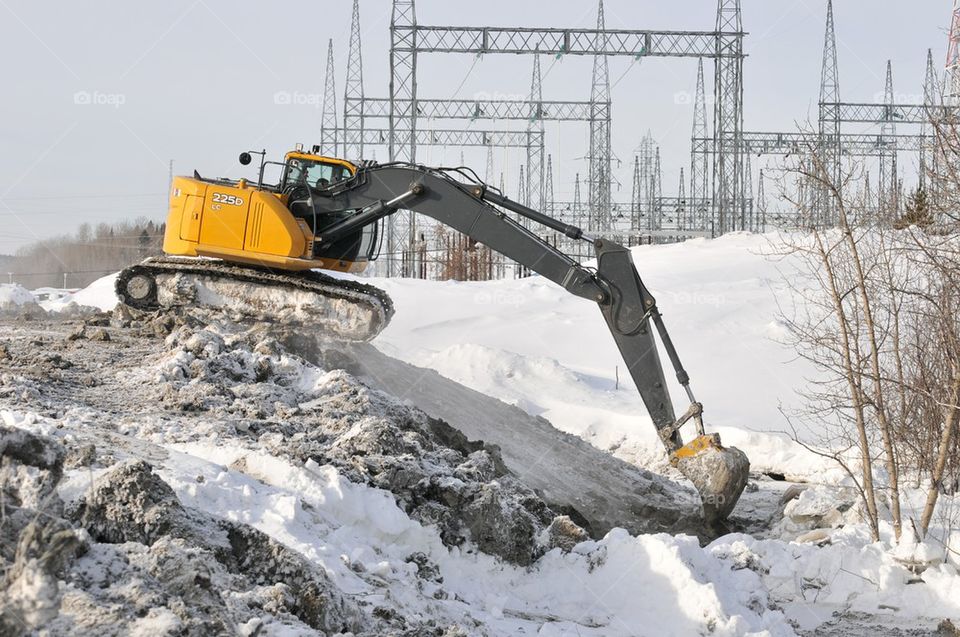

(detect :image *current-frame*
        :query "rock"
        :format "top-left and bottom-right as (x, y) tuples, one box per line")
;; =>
(795, 528), (833, 545)
(64, 442), (97, 469)
(70, 459), (183, 545)
(780, 483), (807, 505)
(673, 435), (750, 522)
(778, 485), (860, 539)
(0, 426), (78, 636)
(0, 343), (11, 360)
(544, 515), (590, 552)
(88, 328), (110, 342)
(67, 325), (87, 341)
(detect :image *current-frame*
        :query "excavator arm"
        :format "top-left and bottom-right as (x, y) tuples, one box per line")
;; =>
(313, 164), (749, 521)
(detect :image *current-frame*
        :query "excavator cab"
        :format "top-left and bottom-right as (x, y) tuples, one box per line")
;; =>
(277, 149), (381, 267)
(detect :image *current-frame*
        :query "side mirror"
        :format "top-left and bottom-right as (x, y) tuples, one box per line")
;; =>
(239, 152), (252, 166)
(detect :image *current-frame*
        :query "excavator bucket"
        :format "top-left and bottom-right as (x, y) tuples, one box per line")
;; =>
(671, 434), (750, 523)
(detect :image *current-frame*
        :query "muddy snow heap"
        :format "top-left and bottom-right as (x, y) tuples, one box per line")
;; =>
(0, 305), (590, 635)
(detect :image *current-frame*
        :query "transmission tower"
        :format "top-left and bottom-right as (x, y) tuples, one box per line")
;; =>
(389, 0), (418, 276)
(713, 0), (745, 235)
(677, 167), (687, 230)
(922, 48), (941, 196)
(588, 0), (613, 233)
(637, 132), (656, 232)
(948, 0), (960, 103)
(573, 173), (583, 230)
(650, 147), (663, 232)
(757, 169), (767, 231)
(321, 39), (338, 156)
(485, 145), (495, 184)
(343, 0), (364, 160)
(631, 156), (641, 232)
(879, 61), (898, 213)
(518, 165), (527, 203)
(818, 0), (840, 225)
(691, 59), (710, 233)
(527, 55), (545, 214)
(545, 153), (556, 218)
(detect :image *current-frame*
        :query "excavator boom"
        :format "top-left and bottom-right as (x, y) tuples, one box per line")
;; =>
(308, 164), (750, 521)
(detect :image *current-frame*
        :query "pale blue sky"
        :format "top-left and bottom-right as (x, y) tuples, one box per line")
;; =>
(0, 0), (949, 253)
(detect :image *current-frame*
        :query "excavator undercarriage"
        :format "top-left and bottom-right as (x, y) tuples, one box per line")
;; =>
(117, 149), (750, 522)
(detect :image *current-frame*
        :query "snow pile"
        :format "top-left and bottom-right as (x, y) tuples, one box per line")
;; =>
(2, 415), (802, 637)
(0, 283), (40, 312)
(34, 274), (119, 314)
(128, 317), (587, 566)
(0, 311), (804, 636)
(372, 233), (843, 482)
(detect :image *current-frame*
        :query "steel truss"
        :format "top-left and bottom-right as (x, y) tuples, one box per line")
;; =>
(348, 0), (747, 275)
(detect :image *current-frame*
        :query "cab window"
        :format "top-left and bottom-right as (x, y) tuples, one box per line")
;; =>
(285, 159), (349, 190)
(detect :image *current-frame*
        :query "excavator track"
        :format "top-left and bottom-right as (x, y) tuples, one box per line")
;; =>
(116, 256), (394, 342)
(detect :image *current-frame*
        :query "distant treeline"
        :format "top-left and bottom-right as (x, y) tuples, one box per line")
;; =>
(9, 219), (165, 289)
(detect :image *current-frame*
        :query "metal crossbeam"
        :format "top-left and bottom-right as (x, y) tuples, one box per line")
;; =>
(337, 128), (542, 148)
(821, 102), (952, 125)
(693, 131), (928, 156)
(354, 97), (598, 121)
(394, 26), (741, 58)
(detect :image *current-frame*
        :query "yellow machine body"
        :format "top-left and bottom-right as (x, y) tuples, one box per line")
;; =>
(163, 152), (366, 273)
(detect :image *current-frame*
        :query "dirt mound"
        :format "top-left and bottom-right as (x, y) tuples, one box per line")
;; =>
(0, 426), (370, 636)
(150, 317), (582, 565)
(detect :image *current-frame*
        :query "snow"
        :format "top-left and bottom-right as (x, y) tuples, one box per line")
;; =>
(372, 232), (837, 481)
(7, 232), (960, 634)
(39, 272), (119, 312)
(0, 283), (38, 309)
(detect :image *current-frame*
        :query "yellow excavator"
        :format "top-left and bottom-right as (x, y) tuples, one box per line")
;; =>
(117, 144), (750, 522)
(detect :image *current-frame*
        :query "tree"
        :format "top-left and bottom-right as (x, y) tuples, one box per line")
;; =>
(894, 187), (933, 230)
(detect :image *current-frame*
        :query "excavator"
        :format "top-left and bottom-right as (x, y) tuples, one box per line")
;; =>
(117, 144), (750, 522)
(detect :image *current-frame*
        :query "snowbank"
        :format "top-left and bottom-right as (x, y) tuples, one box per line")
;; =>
(40, 273), (119, 312)
(373, 233), (835, 481)
(0, 283), (39, 310)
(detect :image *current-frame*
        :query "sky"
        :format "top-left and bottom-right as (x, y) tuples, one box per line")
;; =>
(0, 0), (950, 255)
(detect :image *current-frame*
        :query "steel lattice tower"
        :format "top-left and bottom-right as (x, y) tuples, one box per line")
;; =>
(321, 39), (338, 156)
(757, 169), (767, 231)
(573, 173), (583, 229)
(630, 156), (641, 232)
(527, 55), (545, 214)
(691, 59), (710, 233)
(948, 0), (960, 103)
(588, 0), (613, 232)
(389, 0), (418, 276)
(650, 147), (663, 232)
(713, 0), (745, 234)
(545, 153), (555, 218)
(744, 150), (754, 230)
(636, 132), (656, 232)
(343, 0), (364, 160)
(818, 0), (840, 225)
(879, 61), (898, 213)
(485, 145), (495, 184)
(922, 49), (939, 193)
(677, 167), (687, 230)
